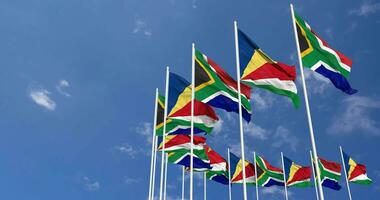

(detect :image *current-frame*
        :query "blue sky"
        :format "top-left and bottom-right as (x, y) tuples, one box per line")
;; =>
(0, 0), (379, 199)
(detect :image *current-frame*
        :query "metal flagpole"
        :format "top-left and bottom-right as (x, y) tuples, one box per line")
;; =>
(182, 166), (185, 200)
(148, 89), (159, 200)
(280, 152), (289, 200)
(151, 135), (158, 200)
(310, 150), (320, 200)
(254, 152), (259, 200)
(289, 4), (325, 200)
(228, 148), (232, 200)
(233, 20), (248, 200)
(190, 43), (195, 200)
(204, 172), (207, 200)
(163, 156), (168, 200)
(340, 146), (353, 200)
(159, 67), (170, 200)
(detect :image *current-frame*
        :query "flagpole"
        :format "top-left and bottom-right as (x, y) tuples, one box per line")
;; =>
(148, 89), (159, 200)
(163, 156), (168, 200)
(159, 66), (170, 200)
(182, 166), (185, 200)
(227, 148), (232, 200)
(151, 135), (158, 200)
(204, 172), (207, 200)
(233, 20), (248, 200)
(190, 42), (195, 200)
(339, 146), (353, 200)
(290, 4), (325, 200)
(254, 152), (259, 200)
(280, 152), (289, 200)
(310, 150), (320, 200)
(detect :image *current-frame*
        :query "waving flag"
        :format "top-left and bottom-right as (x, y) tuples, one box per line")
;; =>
(294, 12), (357, 95)
(255, 155), (284, 187)
(238, 29), (300, 107)
(157, 134), (206, 152)
(155, 94), (166, 135)
(195, 50), (252, 122)
(167, 148), (211, 171)
(204, 145), (229, 185)
(158, 72), (219, 135)
(229, 152), (256, 184)
(283, 156), (312, 187)
(318, 158), (342, 190)
(342, 151), (372, 185)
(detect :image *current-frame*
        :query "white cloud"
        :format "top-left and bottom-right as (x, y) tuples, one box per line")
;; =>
(261, 187), (292, 197)
(136, 122), (153, 144)
(133, 19), (152, 37)
(56, 79), (71, 97)
(114, 143), (138, 158)
(272, 126), (299, 152)
(213, 119), (223, 135)
(350, 1), (380, 16)
(124, 177), (141, 184)
(191, 0), (198, 9)
(251, 92), (274, 111)
(29, 88), (56, 111)
(328, 96), (380, 135)
(301, 69), (330, 94)
(83, 176), (100, 191)
(244, 123), (269, 140)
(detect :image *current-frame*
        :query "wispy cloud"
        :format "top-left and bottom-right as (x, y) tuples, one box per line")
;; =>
(350, 1), (380, 16)
(302, 69), (330, 94)
(56, 79), (71, 97)
(261, 187), (292, 197)
(191, 0), (198, 9)
(136, 122), (153, 144)
(328, 96), (380, 135)
(29, 88), (56, 111)
(272, 126), (299, 152)
(133, 19), (152, 37)
(251, 91), (275, 111)
(213, 119), (224, 135)
(124, 177), (141, 184)
(83, 176), (100, 191)
(114, 143), (138, 158)
(244, 123), (269, 140)
(325, 27), (333, 39)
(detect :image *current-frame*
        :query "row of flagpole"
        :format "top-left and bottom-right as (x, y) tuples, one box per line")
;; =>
(146, 4), (360, 200)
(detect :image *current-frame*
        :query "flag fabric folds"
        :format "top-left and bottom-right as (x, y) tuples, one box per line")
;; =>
(342, 151), (372, 185)
(238, 29), (300, 107)
(318, 158), (342, 190)
(205, 145), (229, 185)
(157, 135), (206, 152)
(229, 152), (256, 184)
(283, 156), (312, 187)
(294, 12), (357, 95)
(155, 94), (166, 136)
(195, 50), (252, 122)
(156, 72), (219, 136)
(255, 155), (284, 187)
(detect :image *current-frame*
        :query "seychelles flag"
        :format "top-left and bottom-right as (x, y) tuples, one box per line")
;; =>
(238, 29), (300, 107)
(283, 156), (312, 187)
(342, 150), (372, 185)
(229, 152), (256, 184)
